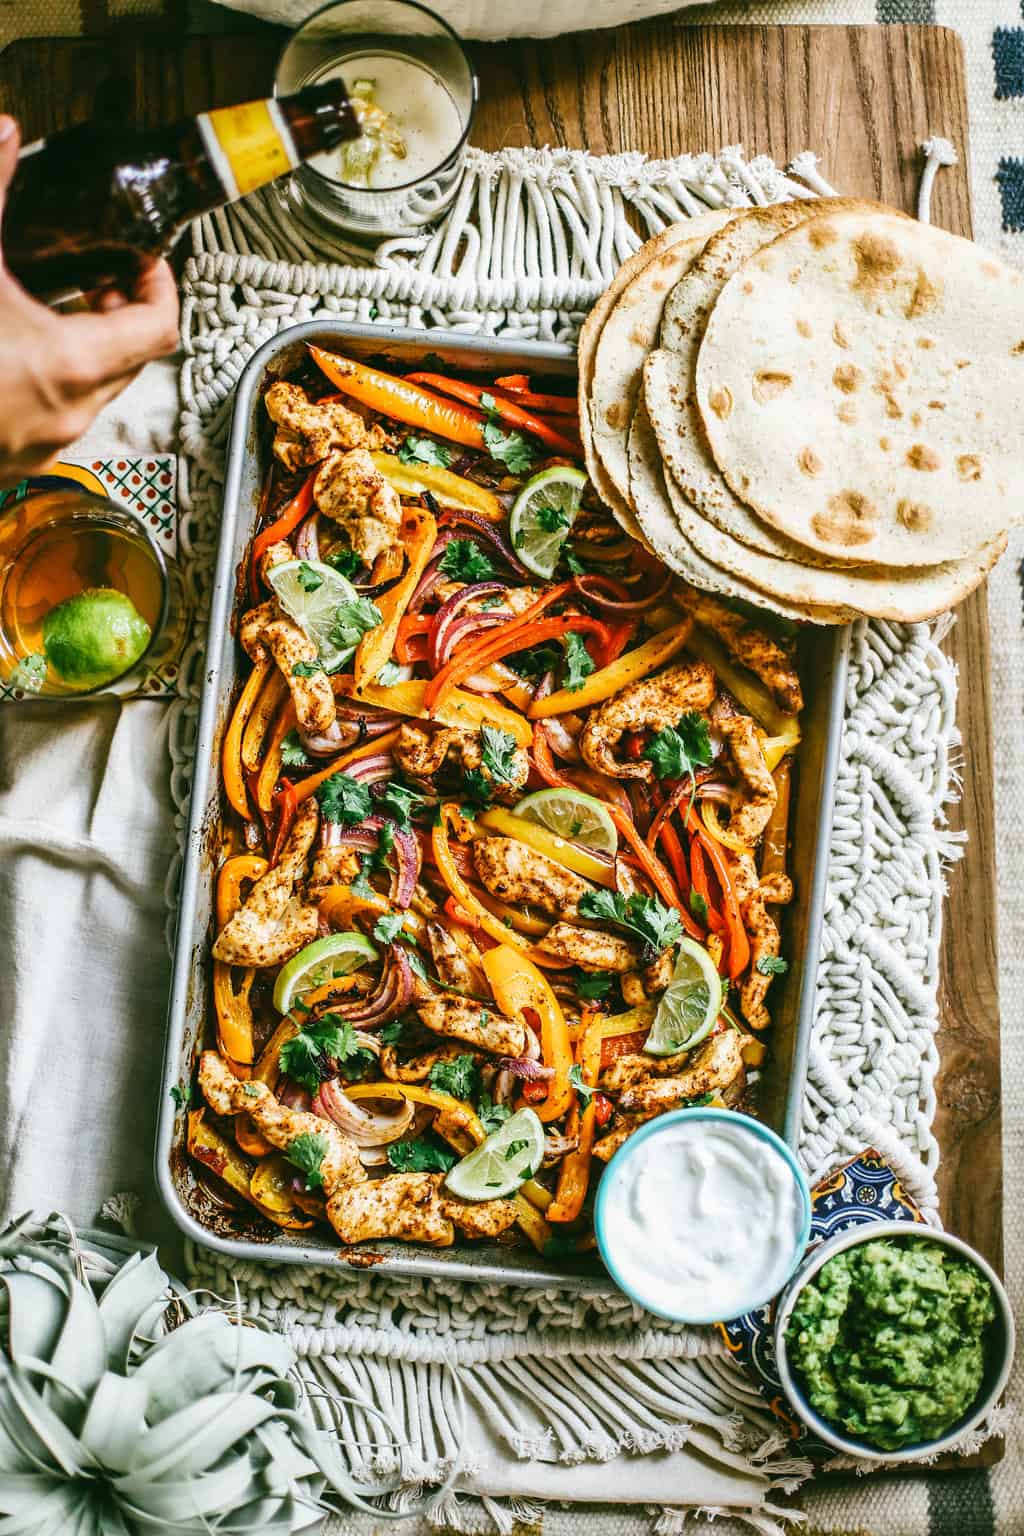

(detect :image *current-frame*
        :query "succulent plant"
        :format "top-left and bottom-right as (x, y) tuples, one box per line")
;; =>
(0, 1215), (433, 1533)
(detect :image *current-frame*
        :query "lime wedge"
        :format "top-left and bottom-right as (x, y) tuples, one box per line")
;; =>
(272, 932), (379, 1014)
(266, 558), (361, 673)
(643, 938), (722, 1057)
(513, 786), (618, 856)
(509, 466), (587, 578)
(444, 1107), (545, 1202)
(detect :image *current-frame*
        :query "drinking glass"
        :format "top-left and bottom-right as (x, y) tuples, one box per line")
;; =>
(274, 0), (477, 243)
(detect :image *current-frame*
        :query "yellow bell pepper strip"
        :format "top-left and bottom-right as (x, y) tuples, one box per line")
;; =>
(547, 1011), (605, 1223)
(222, 660), (272, 818)
(475, 890), (552, 937)
(213, 855), (268, 1071)
(353, 505), (437, 693)
(256, 699), (298, 817)
(241, 668), (289, 776)
(370, 451), (504, 523)
(683, 624), (794, 737)
(760, 715), (801, 773)
(318, 885), (427, 945)
(250, 1152), (304, 1214)
(760, 758), (792, 885)
(527, 622), (693, 719)
(482, 945), (574, 1124)
(347, 676), (533, 748)
(187, 1111), (315, 1230)
(308, 347), (487, 449)
(512, 1193), (553, 1253)
(477, 806), (617, 889)
(292, 726), (403, 805)
(235, 1117), (274, 1157)
(253, 1016), (299, 1088)
(345, 1080), (488, 1142)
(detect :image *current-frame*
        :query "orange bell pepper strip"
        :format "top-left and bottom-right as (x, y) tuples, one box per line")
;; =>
(760, 758), (792, 884)
(404, 373), (581, 456)
(249, 468), (317, 603)
(308, 347), (486, 449)
(547, 1011), (604, 1223)
(291, 726), (402, 805)
(395, 613), (432, 664)
(353, 504), (437, 692)
(426, 615), (612, 716)
(222, 660), (272, 818)
(492, 374), (581, 417)
(481, 945), (574, 1124)
(241, 668), (289, 775)
(432, 805), (532, 956)
(607, 803), (706, 944)
(256, 698), (298, 816)
(213, 854), (268, 1072)
(685, 805), (751, 980)
(422, 581), (574, 712)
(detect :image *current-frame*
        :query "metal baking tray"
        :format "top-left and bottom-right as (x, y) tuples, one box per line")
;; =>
(157, 319), (850, 1289)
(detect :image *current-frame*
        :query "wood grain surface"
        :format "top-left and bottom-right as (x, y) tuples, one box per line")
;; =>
(0, 8), (1002, 1363)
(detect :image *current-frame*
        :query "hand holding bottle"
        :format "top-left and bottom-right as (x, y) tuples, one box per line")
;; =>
(0, 115), (181, 483)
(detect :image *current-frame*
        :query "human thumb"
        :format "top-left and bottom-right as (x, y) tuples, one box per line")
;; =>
(0, 116), (21, 217)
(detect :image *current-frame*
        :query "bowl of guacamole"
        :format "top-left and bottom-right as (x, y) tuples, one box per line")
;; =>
(773, 1223), (1014, 1460)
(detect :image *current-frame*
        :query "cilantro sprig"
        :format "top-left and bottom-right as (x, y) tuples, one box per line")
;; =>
(573, 969), (614, 1003)
(429, 1053), (479, 1101)
(479, 392), (538, 474)
(568, 1063), (595, 1108)
(562, 631), (595, 693)
(287, 1131), (331, 1190)
(756, 955), (789, 976)
(439, 538), (495, 584)
(399, 435), (453, 469)
(387, 1139), (457, 1174)
(577, 889), (683, 963)
(280, 730), (310, 769)
(280, 1013), (376, 1093)
(329, 596), (382, 654)
(316, 772), (372, 826)
(642, 712), (713, 782)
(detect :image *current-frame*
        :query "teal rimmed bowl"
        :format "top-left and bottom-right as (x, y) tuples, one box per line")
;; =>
(594, 1108), (812, 1324)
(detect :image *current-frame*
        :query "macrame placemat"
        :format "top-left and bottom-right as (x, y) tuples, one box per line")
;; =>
(170, 144), (970, 1533)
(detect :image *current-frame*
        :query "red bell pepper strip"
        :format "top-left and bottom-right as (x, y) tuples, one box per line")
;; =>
(689, 841), (725, 937)
(427, 615), (611, 715)
(606, 804), (705, 943)
(404, 373), (581, 456)
(493, 374), (581, 416)
(249, 469), (317, 603)
(269, 779), (297, 868)
(598, 619), (638, 668)
(685, 806), (751, 979)
(395, 612), (432, 664)
(530, 721), (633, 816)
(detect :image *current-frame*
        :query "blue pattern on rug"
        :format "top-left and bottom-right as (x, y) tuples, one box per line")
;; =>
(996, 159), (1024, 230)
(993, 27), (1024, 95)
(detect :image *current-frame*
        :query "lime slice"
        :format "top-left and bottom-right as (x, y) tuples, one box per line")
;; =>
(643, 938), (722, 1057)
(444, 1107), (545, 1202)
(513, 786), (618, 856)
(41, 588), (150, 689)
(266, 559), (360, 673)
(509, 466), (587, 579)
(272, 932), (379, 1014)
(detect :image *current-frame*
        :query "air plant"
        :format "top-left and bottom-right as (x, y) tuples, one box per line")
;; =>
(0, 1214), (455, 1533)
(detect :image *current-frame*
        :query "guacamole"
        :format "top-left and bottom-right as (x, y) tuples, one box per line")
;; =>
(785, 1238), (996, 1450)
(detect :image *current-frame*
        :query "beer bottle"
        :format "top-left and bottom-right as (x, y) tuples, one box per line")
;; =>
(3, 83), (362, 302)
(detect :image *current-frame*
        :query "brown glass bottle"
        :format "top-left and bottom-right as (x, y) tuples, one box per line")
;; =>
(3, 83), (361, 303)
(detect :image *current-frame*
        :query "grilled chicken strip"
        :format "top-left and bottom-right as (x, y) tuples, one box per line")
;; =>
(579, 657), (715, 781)
(720, 716), (777, 847)
(394, 722), (530, 792)
(537, 922), (638, 972)
(679, 584), (803, 716)
(418, 996), (525, 1057)
(239, 598), (335, 735)
(313, 446), (401, 565)
(592, 1031), (745, 1162)
(426, 920), (488, 997)
(729, 852), (793, 1030)
(265, 380), (382, 473)
(472, 836), (592, 918)
(307, 845), (361, 901)
(212, 801), (319, 967)
(199, 1052), (516, 1245)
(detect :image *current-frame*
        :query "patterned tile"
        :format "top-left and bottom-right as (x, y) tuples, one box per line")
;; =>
(993, 27), (1024, 97)
(997, 158), (1024, 231)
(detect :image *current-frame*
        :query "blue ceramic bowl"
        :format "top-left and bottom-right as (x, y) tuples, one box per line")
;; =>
(594, 1108), (812, 1324)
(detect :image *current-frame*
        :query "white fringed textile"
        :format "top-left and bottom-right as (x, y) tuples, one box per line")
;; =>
(173, 142), (970, 1529)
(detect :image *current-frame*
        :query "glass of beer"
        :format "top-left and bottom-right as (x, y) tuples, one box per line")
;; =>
(273, 0), (477, 242)
(0, 483), (187, 700)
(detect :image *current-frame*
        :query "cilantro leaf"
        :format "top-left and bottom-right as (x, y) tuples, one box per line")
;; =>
(504, 1138), (530, 1161)
(351, 820), (396, 898)
(287, 1131), (330, 1190)
(280, 730), (310, 769)
(373, 911), (408, 944)
(169, 1083), (191, 1110)
(429, 1053), (479, 1101)
(327, 545), (361, 579)
(380, 1018), (406, 1047)
(297, 560), (324, 593)
(562, 546), (585, 576)
(387, 1139), (457, 1173)
(398, 435), (453, 468)
(480, 725), (520, 786)
(379, 780), (425, 831)
(316, 772), (372, 826)
(689, 890), (709, 923)
(479, 594), (504, 610)
(292, 659), (324, 678)
(482, 418), (537, 474)
(756, 955), (789, 976)
(439, 538), (495, 584)
(562, 631), (595, 693)
(568, 1063), (595, 1108)
(573, 969), (613, 1002)
(329, 597), (382, 653)
(376, 660), (402, 687)
(460, 767), (494, 814)
(536, 504), (570, 534)
(682, 1090), (715, 1109)
(242, 1082), (261, 1098)
(477, 1092), (511, 1135)
(278, 1030), (326, 1095)
(577, 889), (683, 962)
(280, 1012), (374, 1092)
(642, 711), (713, 782)
(511, 642), (560, 681)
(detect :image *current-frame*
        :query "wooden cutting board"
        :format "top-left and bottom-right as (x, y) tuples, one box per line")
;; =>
(0, 18), (1002, 1451)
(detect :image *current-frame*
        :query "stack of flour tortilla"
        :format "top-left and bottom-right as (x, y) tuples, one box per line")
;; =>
(578, 200), (1024, 623)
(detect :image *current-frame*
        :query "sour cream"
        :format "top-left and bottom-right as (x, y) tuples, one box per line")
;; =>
(595, 1110), (810, 1322)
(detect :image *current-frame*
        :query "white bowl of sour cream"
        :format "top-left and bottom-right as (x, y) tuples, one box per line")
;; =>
(594, 1109), (812, 1323)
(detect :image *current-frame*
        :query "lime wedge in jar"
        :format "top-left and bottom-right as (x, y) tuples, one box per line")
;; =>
(509, 465), (587, 579)
(643, 938), (722, 1057)
(272, 932), (379, 1015)
(444, 1107), (545, 1202)
(513, 786), (618, 855)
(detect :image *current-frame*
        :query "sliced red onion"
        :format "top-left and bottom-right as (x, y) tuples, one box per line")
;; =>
(437, 509), (533, 579)
(320, 813), (419, 908)
(497, 1055), (555, 1081)
(313, 1076), (414, 1143)
(542, 716), (579, 761)
(572, 569), (673, 613)
(340, 751), (396, 784)
(429, 580), (507, 670)
(294, 511), (321, 563)
(307, 943), (415, 1026)
(492, 1068), (515, 1105)
(278, 1078), (312, 1112)
(695, 780), (735, 807)
(462, 670), (508, 694)
(408, 554), (447, 614)
(300, 720), (363, 757)
(434, 611), (504, 670)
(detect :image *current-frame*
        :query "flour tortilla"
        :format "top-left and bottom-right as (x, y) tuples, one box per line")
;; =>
(695, 207), (1024, 566)
(626, 393), (855, 626)
(644, 352), (1006, 621)
(655, 198), (889, 567)
(590, 210), (732, 505)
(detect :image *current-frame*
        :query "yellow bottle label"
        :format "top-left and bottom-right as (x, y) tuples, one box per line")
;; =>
(202, 100), (298, 199)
